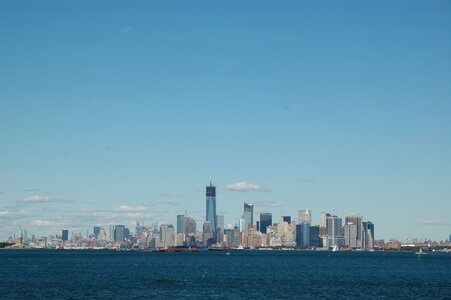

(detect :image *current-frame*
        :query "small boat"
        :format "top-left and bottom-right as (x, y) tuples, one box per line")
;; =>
(415, 248), (425, 255)
(332, 245), (338, 252)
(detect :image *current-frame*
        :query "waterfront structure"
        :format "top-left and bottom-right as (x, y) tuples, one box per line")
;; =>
(243, 202), (254, 232)
(260, 213), (272, 234)
(114, 225), (126, 242)
(205, 182), (217, 242)
(345, 214), (363, 248)
(62, 230), (68, 241)
(298, 209), (312, 224)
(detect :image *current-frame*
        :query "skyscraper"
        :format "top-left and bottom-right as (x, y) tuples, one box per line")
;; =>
(160, 224), (175, 247)
(243, 202), (254, 232)
(282, 216), (291, 224)
(62, 229), (69, 241)
(93, 226), (101, 239)
(114, 225), (126, 242)
(177, 215), (185, 234)
(363, 221), (375, 248)
(295, 223), (310, 248)
(298, 209), (312, 224)
(260, 213), (272, 234)
(327, 214), (343, 248)
(206, 182), (217, 241)
(345, 214), (363, 248)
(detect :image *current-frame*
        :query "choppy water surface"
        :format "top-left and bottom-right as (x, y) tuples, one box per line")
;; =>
(0, 250), (450, 299)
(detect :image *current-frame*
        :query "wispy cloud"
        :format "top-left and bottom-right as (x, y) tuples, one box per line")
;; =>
(31, 220), (54, 227)
(253, 200), (283, 208)
(161, 199), (179, 206)
(0, 210), (29, 218)
(21, 195), (73, 204)
(421, 220), (451, 226)
(225, 182), (266, 192)
(120, 26), (132, 33)
(114, 205), (146, 212)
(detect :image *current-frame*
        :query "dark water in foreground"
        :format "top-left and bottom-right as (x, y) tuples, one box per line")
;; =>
(0, 250), (450, 299)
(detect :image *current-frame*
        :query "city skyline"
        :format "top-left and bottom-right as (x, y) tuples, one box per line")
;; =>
(1, 1), (451, 242)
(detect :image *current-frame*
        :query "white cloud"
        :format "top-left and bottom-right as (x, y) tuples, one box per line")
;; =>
(120, 26), (132, 33)
(114, 205), (146, 212)
(225, 182), (262, 192)
(253, 200), (283, 208)
(161, 199), (179, 205)
(22, 195), (54, 203)
(0, 210), (29, 218)
(421, 220), (451, 226)
(31, 220), (54, 227)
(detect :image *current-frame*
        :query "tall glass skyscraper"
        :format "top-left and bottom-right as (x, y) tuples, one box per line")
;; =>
(243, 202), (253, 232)
(206, 182), (217, 241)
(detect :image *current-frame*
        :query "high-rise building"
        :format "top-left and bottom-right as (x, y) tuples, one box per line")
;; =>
(109, 224), (115, 241)
(160, 224), (175, 247)
(295, 223), (310, 247)
(309, 225), (322, 248)
(282, 216), (291, 224)
(363, 221), (375, 248)
(206, 182), (217, 241)
(344, 222), (358, 248)
(93, 226), (101, 239)
(217, 215), (224, 232)
(177, 215), (185, 234)
(327, 214), (343, 248)
(298, 209), (312, 224)
(202, 221), (213, 246)
(62, 229), (69, 241)
(183, 216), (197, 236)
(243, 203), (254, 232)
(114, 225), (126, 242)
(345, 214), (363, 248)
(260, 213), (272, 234)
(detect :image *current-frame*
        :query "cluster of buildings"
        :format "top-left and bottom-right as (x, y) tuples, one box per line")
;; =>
(8, 182), (383, 250)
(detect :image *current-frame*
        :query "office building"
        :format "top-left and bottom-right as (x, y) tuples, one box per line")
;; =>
(114, 225), (126, 242)
(62, 229), (69, 241)
(206, 182), (217, 241)
(345, 214), (363, 248)
(243, 203), (254, 232)
(217, 215), (224, 232)
(309, 225), (322, 248)
(177, 215), (185, 234)
(93, 226), (101, 239)
(295, 223), (310, 247)
(160, 224), (175, 247)
(344, 222), (358, 248)
(260, 213), (272, 234)
(282, 216), (291, 224)
(327, 214), (343, 248)
(363, 221), (375, 248)
(202, 221), (213, 245)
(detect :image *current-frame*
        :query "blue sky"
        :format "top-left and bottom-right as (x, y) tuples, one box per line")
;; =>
(1, 0), (450, 241)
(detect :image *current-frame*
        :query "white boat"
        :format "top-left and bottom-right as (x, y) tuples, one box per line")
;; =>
(332, 245), (338, 252)
(415, 248), (425, 255)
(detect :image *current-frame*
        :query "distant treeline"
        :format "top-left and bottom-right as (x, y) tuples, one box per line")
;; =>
(0, 242), (14, 248)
